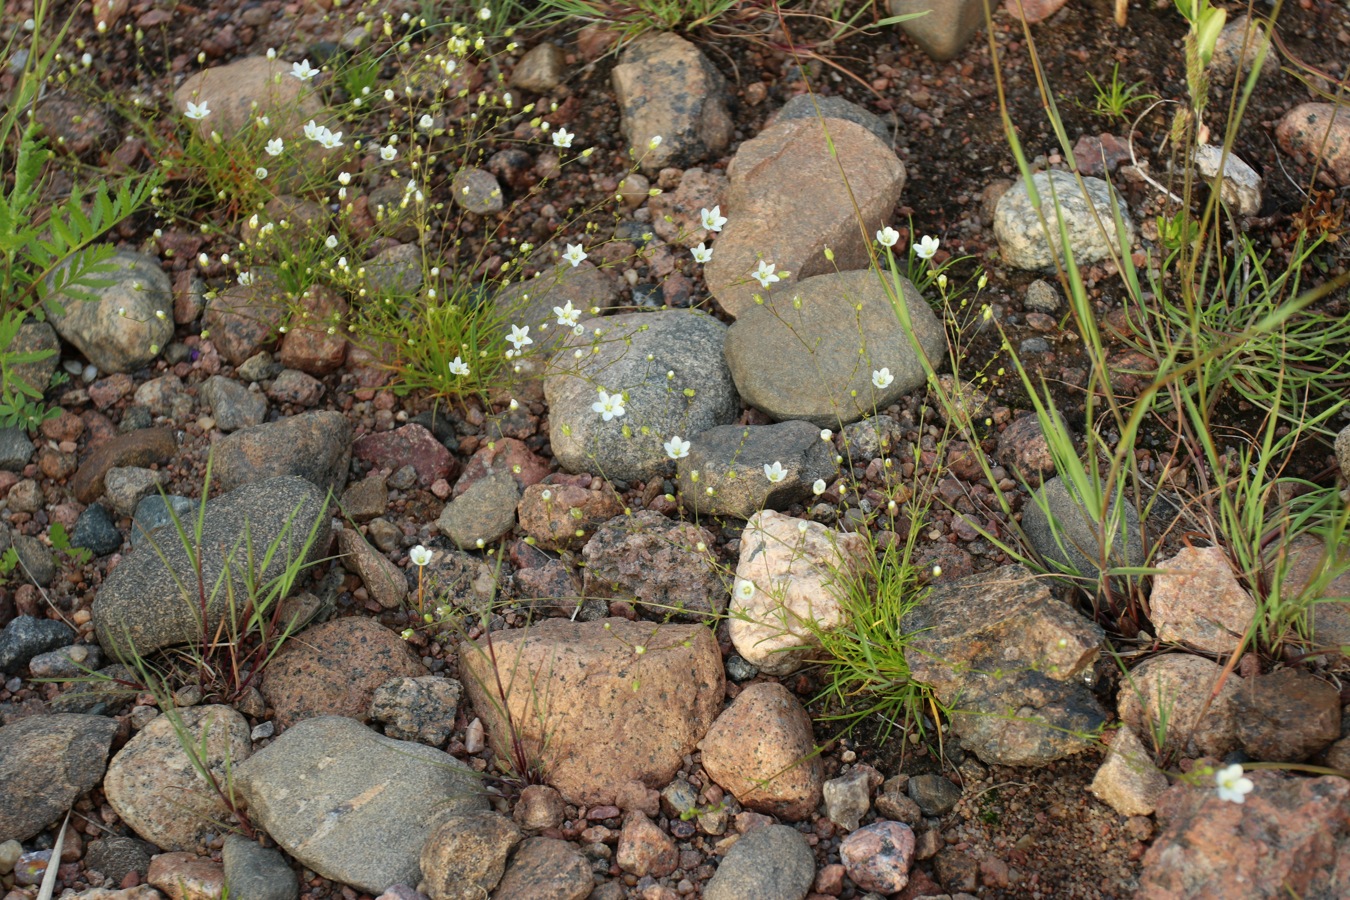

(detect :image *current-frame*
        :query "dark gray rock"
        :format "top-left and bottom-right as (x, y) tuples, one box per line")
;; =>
(724, 270), (946, 428)
(235, 715), (488, 894)
(704, 824), (815, 900)
(0, 428), (33, 472)
(677, 420), (839, 519)
(130, 494), (196, 550)
(84, 835), (153, 885)
(92, 477), (331, 658)
(71, 503), (123, 556)
(223, 834), (297, 900)
(213, 410), (351, 496)
(44, 248), (173, 373)
(11, 533), (54, 586)
(7, 320), (60, 404)
(1021, 475), (1146, 592)
(0, 713), (118, 841)
(0, 616), (75, 676)
(771, 93), (892, 145)
(908, 773), (962, 816)
(435, 470), (520, 550)
(545, 310), (740, 482)
(27, 643), (104, 678)
(200, 375), (268, 432)
(901, 565), (1105, 766)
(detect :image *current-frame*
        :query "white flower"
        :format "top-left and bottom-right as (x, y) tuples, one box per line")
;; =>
(449, 356), (471, 376)
(751, 260), (779, 289)
(820, 429), (832, 441)
(255, 166), (268, 179)
(562, 243), (587, 267)
(690, 243), (713, 264)
(409, 545), (432, 567)
(932, 565), (942, 577)
(325, 235), (339, 250)
(915, 234), (940, 260)
(592, 390), (626, 422)
(735, 579), (755, 601)
(304, 120), (321, 141)
(380, 145), (398, 161)
(291, 59), (317, 81)
(184, 100), (210, 120)
(872, 367), (895, 389)
(265, 138), (284, 156)
(507, 324), (533, 351)
(384, 88), (396, 101)
(554, 301), (580, 328)
(700, 206), (727, 232)
(237, 272), (253, 286)
(478, 5), (491, 19)
(648, 135), (663, 149)
(664, 436), (690, 459)
(338, 171), (352, 186)
(763, 461), (787, 483)
(316, 127), (343, 149)
(552, 128), (574, 149)
(877, 225), (900, 247)
(812, 478), (827, 495)
(419, 114), (434, 130)
(1215, 764), (1254, 804)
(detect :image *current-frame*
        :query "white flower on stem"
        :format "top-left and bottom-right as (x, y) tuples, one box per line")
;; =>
(316, 127), (343, 149)
(820, 429), (832, 441)
(449, 356), (471, 376)
(735, 579), (755, 601)
(265, 138), (284, 156)
(812, 478), (827, 495)
(507, 324), (533, 351)
(763, 461), (787, 483)
(419, 114), (434, 130)
(384, 88), (396, 101)
(664, 436), (690, 459)
(648, 135), (663, 149)
(700, 206), (727, 232)
(291, 59), (317, 81)
(184, 101), (210, 120)
(562, 243), (587, 267)
(325, 235), (339, 250)
(1215, 764), (1254, 804)
(552, 128), (574, 149)
(690, 243), (713, 264)
(380, 145), (398, 161)
(592, 389), (626, 422)
(478, 6), (491, 19)
(876, 225), (900, 247)
(554, 301), (580, 328)
(237, 272), (253, 286)
(872, 367), (895, 389)
(255, 166), (268, 179)
(409, 545), (432, 567)
(751, 260), (779, 289)
(915, 234), (940, 260)
(304, 120), (321, 141)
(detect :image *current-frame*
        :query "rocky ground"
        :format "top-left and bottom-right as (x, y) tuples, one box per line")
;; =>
(2, 0), (1350, 899)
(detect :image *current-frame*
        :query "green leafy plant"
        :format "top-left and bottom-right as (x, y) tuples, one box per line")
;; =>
(1083, 63), (1159, 121)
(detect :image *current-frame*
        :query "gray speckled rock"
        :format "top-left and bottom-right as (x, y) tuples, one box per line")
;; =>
(492, 262), (623, 353)
(0, 427), (33, 472)
(611, 32), (732, 174)
(704, 824), (814, 900)
(92, 476), (330, 658)
(223, 834), (297, 900)
(235, 716), (487, 894)
(7, 320), (59, 402)
(769, 94), (892, 145)
(1020, 475), (1145, 590)
(435, 470), (520, 549)
(993, 170), (1135, 270)
(724, 269), (945, 428)
(0, 616), (76, 676)
(676, 420), (839, 519)
(200, 375), (268, 432)
(0, 713), (118, 842)
(44, 248), (173, 373)
(545, 310), (739, 483)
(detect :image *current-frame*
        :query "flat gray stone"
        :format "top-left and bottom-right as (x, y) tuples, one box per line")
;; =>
(770, 94), (892, 145)
(545, 310), (739, 483)
(1021, 475), (1145, 592)
(92, 476), (330, 658)
(0, 427), (34, 472)
(200, 375), (268, 432)
(704, 824), (814, 900)
(44, 248), (173, 373)
(0, 713), (118, 842)
(676, 420), (839, 519)
(222, 834), (297, 900)
(235, 716), (487, 894)
(724, 270), (945, 427)
(436, 470), (520, 550)
(0, 616), (75, 676)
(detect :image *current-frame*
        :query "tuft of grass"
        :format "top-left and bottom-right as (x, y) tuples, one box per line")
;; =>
(1082, 63), (1158, 121)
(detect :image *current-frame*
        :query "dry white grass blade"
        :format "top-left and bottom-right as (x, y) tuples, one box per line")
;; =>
(37, 813), (69, 900)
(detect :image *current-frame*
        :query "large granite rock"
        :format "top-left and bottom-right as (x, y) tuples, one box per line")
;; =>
(0, 714), (118, 841)
(993, 169), (1135, 270)
(213, 410), (351, 496)
(92, 477), (330, 658)
(45, 248), (172, 373)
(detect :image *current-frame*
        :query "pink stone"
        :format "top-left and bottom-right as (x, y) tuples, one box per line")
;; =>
(840, 821), (915, 893)
(353, 424), (456, 487)
(1004, 0), (1069, 23)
